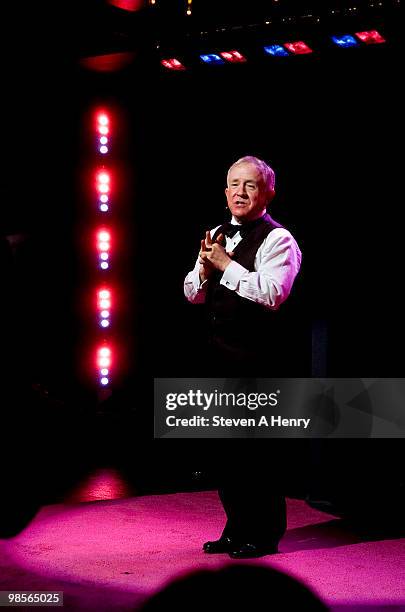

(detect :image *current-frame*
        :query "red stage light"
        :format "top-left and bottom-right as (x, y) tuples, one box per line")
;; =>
(97, 230), (111, 243)
(355, 30), (386, 44)
(161, 58), (186, 70)
(97, 114), (109, 126)
(219, 50), (247, 63)
(283, 41), (313, 55)
(107, 0), (145, 12)
(97, 346), (112, 369)
(81, 52), (136, 73)
(99, 357), (111, 368)
(97, 172), (110, 183)
(96, 171), (111, 194)
(97, 230), (112, 256)
(98, 289), (111, 300)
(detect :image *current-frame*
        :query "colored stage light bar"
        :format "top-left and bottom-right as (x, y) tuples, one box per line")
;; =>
(159, 32), (387, 70)
(200, 53), (225, 64)
(96, 112), (111, 154)
(331, 34), (359, 48)
(97, 229), (111, 270)
(97, 288), (112, 329)
(355, 30), (386, 44)
(219, 50), (247, 63)
(89, 108), (120, 392)
(97, 345), (112, 385)
(96, 170), (111, 212)
(264, 45), (289, 57)
(161, 58), (186, 70)
(283, 41), (313, 55)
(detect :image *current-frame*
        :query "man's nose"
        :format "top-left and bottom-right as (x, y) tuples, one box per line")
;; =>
(236, 184), (248, 196)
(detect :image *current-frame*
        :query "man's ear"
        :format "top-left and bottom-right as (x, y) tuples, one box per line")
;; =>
(225, 187), (229, 197)
(267, 189), (276, 204)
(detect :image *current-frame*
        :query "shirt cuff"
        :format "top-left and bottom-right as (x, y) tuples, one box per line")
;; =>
(187, 268), (198, 291)
(220, 260), (247, 291)
(191, 267), (209, 292)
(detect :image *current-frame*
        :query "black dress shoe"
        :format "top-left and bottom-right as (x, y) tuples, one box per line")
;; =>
(229, 543), (279, 559)
(203, 536), (235, 554)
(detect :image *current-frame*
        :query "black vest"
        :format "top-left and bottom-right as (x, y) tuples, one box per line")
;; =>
(205, 214), (284, 364)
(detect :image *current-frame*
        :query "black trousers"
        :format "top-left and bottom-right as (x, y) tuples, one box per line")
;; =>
(203, 340), (289, 547)
(214, 459), (287, 547)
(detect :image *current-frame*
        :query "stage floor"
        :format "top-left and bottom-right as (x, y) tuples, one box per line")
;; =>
(1, 488), (405, 610)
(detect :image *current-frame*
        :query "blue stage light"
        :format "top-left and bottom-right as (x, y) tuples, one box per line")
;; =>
(264, 45), (289, 57)
(331, 35), (359, 48)
(200, 54), (225, 64)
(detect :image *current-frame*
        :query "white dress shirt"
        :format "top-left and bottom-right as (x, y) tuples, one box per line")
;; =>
(184, 216), (302, 310)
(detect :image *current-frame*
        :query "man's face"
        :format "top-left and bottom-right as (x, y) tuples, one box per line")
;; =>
(225, 163), (269, 222)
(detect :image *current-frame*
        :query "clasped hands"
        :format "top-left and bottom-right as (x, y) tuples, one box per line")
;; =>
(199, 232), (234, 283)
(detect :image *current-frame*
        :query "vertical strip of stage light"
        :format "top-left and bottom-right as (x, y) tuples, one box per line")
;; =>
(95, 111), (113, 392)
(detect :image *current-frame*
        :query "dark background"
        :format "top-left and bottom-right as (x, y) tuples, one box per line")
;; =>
(1, 1), (403, 517)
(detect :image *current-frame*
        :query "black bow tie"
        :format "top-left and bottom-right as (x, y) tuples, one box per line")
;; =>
(222, 218), (264, 238)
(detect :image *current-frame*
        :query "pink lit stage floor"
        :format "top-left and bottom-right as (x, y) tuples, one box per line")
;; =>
(1, 491), (405, 610)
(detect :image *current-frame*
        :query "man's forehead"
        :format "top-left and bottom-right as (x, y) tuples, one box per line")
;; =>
(229, 163), (261, 181)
